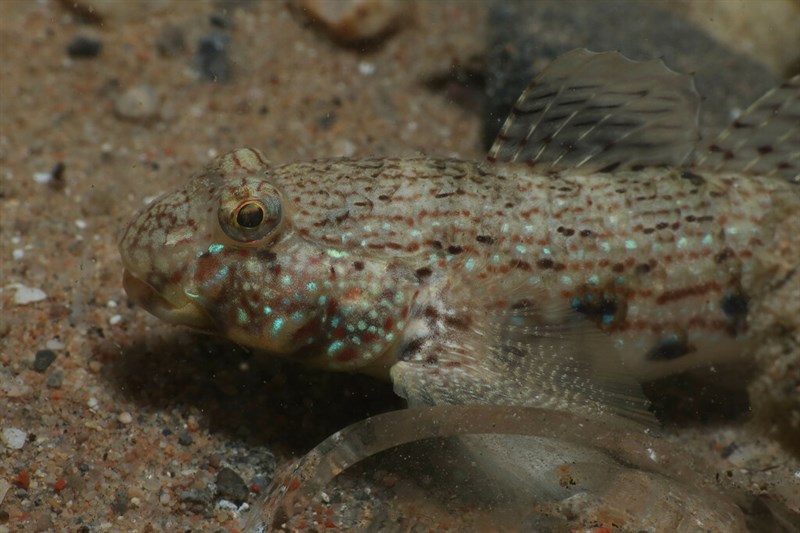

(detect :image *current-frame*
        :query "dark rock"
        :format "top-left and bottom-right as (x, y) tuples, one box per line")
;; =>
(33, 349), (57, 373)
(215, 467), (248, 504)
(178, 431), (193, 446)
(485, 0), (780, 148)
(197, 33), (232, 82)
(66, 36), (102, 59)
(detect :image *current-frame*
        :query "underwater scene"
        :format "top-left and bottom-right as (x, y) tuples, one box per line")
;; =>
(1, 1), (799, 532)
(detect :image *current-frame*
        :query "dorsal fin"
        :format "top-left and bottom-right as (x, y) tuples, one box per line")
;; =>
(486, 49), (700, 172)
(695, 75), (800, 182)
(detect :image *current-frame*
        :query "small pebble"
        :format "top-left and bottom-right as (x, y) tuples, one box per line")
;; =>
(118, 412), (133, 424)
(33, 349), (57, 373)
(197, 33), (231, 82)
(358, 61), (376, 76)
(66, 36), (103, 59)
(177, 431), (193, 446)
(114, 85), (160, 122)
(7, 283), (47, 304)
(298, 0), (405, 43)
(46, 338), (65, 350)
(109, 314), (123, 326)
(215, 467), (249, 505)
(1, 428), (27, 450)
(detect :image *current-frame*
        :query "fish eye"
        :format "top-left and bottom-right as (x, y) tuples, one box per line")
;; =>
(219, 194), (282, 244)
(236, 201), (265, 228)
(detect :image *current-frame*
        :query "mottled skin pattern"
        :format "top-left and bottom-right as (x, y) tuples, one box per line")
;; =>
(119, 51), (799, 420)
(119, 150), (797, 393)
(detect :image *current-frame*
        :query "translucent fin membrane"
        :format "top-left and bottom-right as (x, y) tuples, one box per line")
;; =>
(243, 406), (746, 532)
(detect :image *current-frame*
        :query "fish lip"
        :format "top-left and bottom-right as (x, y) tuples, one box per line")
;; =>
(122, 269), (213, 330)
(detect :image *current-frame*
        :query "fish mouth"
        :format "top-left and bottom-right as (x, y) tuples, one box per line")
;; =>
(123, 269), (213, 330)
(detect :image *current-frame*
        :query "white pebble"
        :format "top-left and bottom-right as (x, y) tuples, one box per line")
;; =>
(12, 249), (23, 260)
(6, 283), (48, 304)
(87, 397), (99, 410)
(1, 427), (28, 450)
(46, 338), (66, 350)
(75, 219), (88, 229)
(33, 172), (52, 184)
(109, 314), (123, 326)
(118, 412), (133, 424)
(115, 84), (160, 122)
(358, 61), (376, 76)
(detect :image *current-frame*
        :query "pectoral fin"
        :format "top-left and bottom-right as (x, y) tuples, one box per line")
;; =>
(391, 289), (656, 428)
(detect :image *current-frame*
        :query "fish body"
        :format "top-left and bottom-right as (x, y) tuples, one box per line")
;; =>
(120, 50), (799, 422)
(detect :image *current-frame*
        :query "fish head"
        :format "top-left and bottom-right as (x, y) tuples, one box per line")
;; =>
(119, 148), (329, 355)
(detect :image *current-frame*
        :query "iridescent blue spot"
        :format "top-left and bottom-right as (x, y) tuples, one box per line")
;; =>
(291, 311), (304, 323)
(570, 297), (582, 310)
(624, 240), (637, 250)
(281, 274), (292, 286)
(491, 254), (500, 264)
(560, 275), (572, 285)
(327, 340), (344, 354)
(263, 306), (272, 315)
(368, 309), (378, 320)
(527, 275), (541, 285)
(393, 293), (405, 304)
(600, 242), (611, 253)
(516, 244), (527, 254)
(208, 243), (224, 254)
(331, 317), (340, 328)
(465, 258), (476, 271)
(602, 314), (615, 325)
(501, 223), (510, 233)
(357, 320), (367, 331)
(385, 332), (395, 342)
(216, 266), (229, 281)
(318, 295), (327, 306)
(306, 282), (317, 292)
(542, 247), (552, 256)
(702, 234), (714, 246)
(616, 276), (625, 285)
(368, 325), (377, 333)
(352, 337), (361, 345)
(346, 324), (355, 332)
(587, 274), (600, 286)
(676, 237), (688, 249)
(237, 308), (248, 324)
(272, 317), (284, 335)
(327, 249), (349, 258)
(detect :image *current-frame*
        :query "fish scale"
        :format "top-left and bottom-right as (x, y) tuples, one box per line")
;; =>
(119, 50), (799, 424)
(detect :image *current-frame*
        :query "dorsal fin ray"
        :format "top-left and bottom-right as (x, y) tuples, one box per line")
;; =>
(486, 49), (700, 172)
(694, 75), (800, 182)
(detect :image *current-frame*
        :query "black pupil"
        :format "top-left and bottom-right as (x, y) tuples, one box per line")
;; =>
(236, 202), (264, 228)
